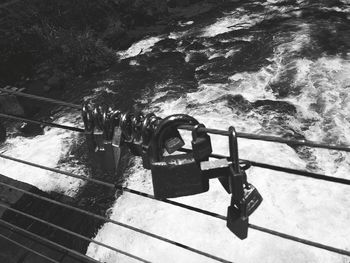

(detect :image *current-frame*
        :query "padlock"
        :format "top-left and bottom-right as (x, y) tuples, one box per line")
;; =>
(101, 109), (121, 174)
(149, 114), (210, 199)
(130, 112), (144, 157)
(141, 113), (156, 145)
(244, 183), (263, 217)
(191, 124), (212, 162)
(227, 200), (249, 240)
(218, 159), (251, 193)
(226, 126), (250, 240)
(92, 106), (106, 152)
(120, 112), (141, 156)
(82, 102), (94, 132)
(162, 128), (185, 154)
(147, 115), (184, 154)
(82, 102), (96, 154)
(111, 122), (123, 174)
(140, 113), (155, 169)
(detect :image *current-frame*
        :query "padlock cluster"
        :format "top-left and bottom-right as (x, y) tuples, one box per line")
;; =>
(81, 102), (263, 240)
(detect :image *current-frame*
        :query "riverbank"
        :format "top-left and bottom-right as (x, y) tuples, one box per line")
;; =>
(0, 0), (229, 131)
(0, 0), (221, 90)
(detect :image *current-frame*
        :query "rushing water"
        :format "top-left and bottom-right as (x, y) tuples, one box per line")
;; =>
(2, 0), (350, 262)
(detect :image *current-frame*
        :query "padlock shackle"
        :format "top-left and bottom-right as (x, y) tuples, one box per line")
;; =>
(150, 114), (199, 162)
(120, 112), (134, 142)
(228, 126), (240, 173)
(102, 106), (117, 140)
(92, 106), (104, 131)
(131, 112), (144, 144)
(141, 113), (156, 146)
(82, 102), (94, 132)
(110, 109), (121, 127)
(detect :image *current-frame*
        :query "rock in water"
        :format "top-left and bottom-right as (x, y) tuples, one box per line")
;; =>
(18, 122), (44, 137)
(0, 94), (25, 116)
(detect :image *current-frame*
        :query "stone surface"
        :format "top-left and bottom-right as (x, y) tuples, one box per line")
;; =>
(18, 122), (44, 137)
(0, 174), (100, 263)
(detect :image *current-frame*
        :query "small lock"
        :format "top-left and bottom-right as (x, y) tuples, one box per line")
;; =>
(149, 114), (209, 199)
(191, 124), (212, 162)
(111, 124), (123, 174)
(244, 183), (263, 217)
(100, 108), (118, 173)
(92, 106), (106, 152)
(120, 112), (141, 156)
(225, 126), (251, 239)
(93, 128), (105, 152)
(227, 183), (262, 240)
(151, 153), (208, 198)
(162, 128), (185, 154)
(227, 201), (249, 240)
(82, 102), (95, 154)
(140, 113), (156, 170)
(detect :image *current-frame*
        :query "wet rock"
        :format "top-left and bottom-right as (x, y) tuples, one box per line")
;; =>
(47, 70), (66, 91)
(214, 94), (252, 113)
(154, 38), (178, 50)
(147, 51), (197, 84)
(185, 41), (206, 51)
(103, 19), (127, 46)
(186, 52), (208, 65)
(0, 93), (25, 116)
(179, 39), (191, 48)
(226, 94), (252, 112)
(115, 0), (168, 21)
(252, 99), (297, 115)
(18, 122), (44, 137)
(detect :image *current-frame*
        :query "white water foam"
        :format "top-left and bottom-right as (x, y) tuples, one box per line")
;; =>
(0, 113), (86, 196)
(87, 10), (350, 262)
(117, 36), (165, 59)
(201, 12), (263, 38)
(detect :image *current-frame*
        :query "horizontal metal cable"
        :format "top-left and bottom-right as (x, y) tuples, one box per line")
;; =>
(0, 153), (115, 188)
(117, 190), (350, 257)
(2, 87), (350, 152)
(0, 87), (81, 109)
(0, 232), (60, 263)
(237, 132), (350, 152)
(0, 203), (152, 263)
(247, 224), (350, 257)
(0, 113), (85, 132)
(1, 113), (348, 185)
(248, 160), (350, 185)
(0, 180), (232, 263)
(178, 125), (350, 153)
(177, 148), (350, 186)
(0, 219), (100, 263)
(4, 147), (349, 194)
(0, 157), (349, 256)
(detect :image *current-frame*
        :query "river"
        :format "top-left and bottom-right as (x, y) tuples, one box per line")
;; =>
(1, 0), (350, 262)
